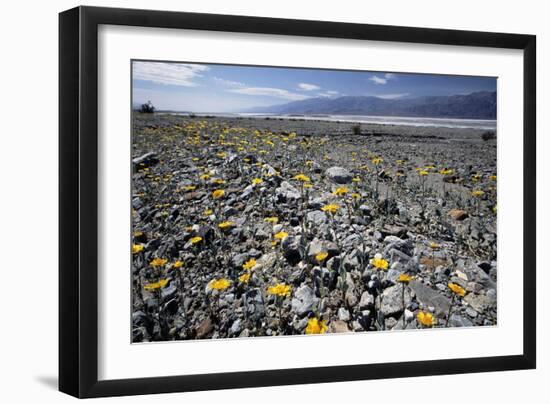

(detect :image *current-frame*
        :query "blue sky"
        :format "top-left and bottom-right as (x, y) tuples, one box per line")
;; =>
(132, 60), (496, 113)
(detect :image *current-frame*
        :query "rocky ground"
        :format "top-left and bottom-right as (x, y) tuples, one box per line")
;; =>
(131, 113), (497, 342)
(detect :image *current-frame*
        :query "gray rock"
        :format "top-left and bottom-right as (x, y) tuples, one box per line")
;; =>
(230, 319), (242, 336)
(231, 253), (249, 268)
(359, 291), (375, 309)
(464, 293), (494, 313)
(386, 268), (401, 283)
(160, 284), (177, 302)
(255, 228), (270, 240)
(345, 291), (358, 307)
(342, 249), (363, 270)
(294, 316), (309, 332)
(326, 166), (353, 184)
(132, 197), (143, 210)
(132, 310), (149, 326)
(449, 313), (474, 327)
(385, 317), (398, 330)
(256, 252), (277, 271)
(342, 234), (362, 249)
(248, 249), (262, 258)
(240, 184), (254, 199)
(409, 280), (451, 317)
(486, 288), (497, 301)
(133, 152), (159, 172)
(263, 164), (278, 176)
(465, 307), (478, 318)
(307, 238), (339, 262)
(383, 238), (414, 258)
(291, 285), (318, 317)
(306, 210), (327, 226)
(276, 181), (301, 201)
(379, 284), (412, 316)
(338, 307), (351, 321)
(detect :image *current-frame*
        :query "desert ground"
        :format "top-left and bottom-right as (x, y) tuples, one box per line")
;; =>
(131, 113), (497, 342)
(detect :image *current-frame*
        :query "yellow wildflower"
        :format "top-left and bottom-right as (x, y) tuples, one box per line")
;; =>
(448, 283), (466, 297)
(429, 242), (440, 250)
(183, 185), (197, 191)
(239, 272), (251, 283)
(321, 204), (339, 213)
(203, 209), (213, 216)
(208, 278), (231, 290)
(352, 177), (361, 183)
(315, 252), (329, 262)
(132, 244), (144, 254)
(150, 258), (168, 267)
(332, 187), (349, 196)
(267, 283), (292, 297)
(252, 178), (263, 185)
(417, 311), (436, 327)
(471, 190), (484, 197)
(418, 170), (429, 176)
(305, 317), (328, 334)
(397, 274), (414, 283)
(264, 217), (279, 224)
(173, 260), (183, 268)
(372, 157), (383, 165)
(242, 258), (257, 271)
(212, 189), (225, 199)
(293, 174), (311, 182)
(370, 254), (389, 270)
(218, 221), (234, 230)
(274, 231), (289, 240)
(199, 174), (211, 181)
(143, 279), (169, 291)
(190, 236), (203, 244)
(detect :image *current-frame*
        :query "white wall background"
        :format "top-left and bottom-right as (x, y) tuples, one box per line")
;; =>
(0, 0), (546, 402)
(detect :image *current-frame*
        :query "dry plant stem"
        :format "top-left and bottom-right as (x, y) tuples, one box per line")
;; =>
(402, 282), (406, 328)
(445, 293), (456, 327)
(156, 288), (161, 326)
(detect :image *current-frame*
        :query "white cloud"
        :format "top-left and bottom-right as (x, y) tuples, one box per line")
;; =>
(369, 76), (388, 85)
(228, 87), (311, 101)
(133, 61), (209, 87)
(376, 93), (409, 99)
(317, 91), (340, 98)
(369, 73), (397, 85)
(298, 83), (321, 91)
(213, 77), (245, 87)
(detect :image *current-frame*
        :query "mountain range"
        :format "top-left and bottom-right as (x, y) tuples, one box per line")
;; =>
(246, 91), (496, 120)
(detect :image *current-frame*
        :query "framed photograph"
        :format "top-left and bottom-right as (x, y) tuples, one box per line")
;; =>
(59, 6), (536, 398)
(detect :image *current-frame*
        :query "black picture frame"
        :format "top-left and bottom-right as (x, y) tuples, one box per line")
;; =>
(59, 5), (536, 398)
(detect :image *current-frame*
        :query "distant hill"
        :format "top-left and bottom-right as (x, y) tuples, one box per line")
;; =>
(246, 91), (496, 119)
